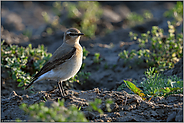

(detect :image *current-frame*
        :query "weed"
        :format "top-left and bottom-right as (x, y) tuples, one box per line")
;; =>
(19, 98), (113, 121)
(124, 80), (146, 100)
(1, 41), (52, 89)
(93, 53), (102, 64)
(119, 21), (183, 72)
(1, 41), (90, 89)
(117, 80), (137, 91)
(42, 11), (50, 23)
(69, 71), (91, 84)
(120, 4), (183, 72)
(64, 1), (103, 37)
(78, 106), (82, 111)
(82, 46), (89, 60)
(87, 98), (103, 114)
(118, 67), (183, 98)
(41, 11), (60, 35)
(43, 96), (47, 101)
(22, 29), (32, 38)
(140, 67), (183, 96)
(126, 10), (153, 26)
(43, 1), (103, 38)
(87, 98), (114, 113)
(46, 27), (53, 35)
(112, 64), (117, 70)
(78, 72), (91, 81)
(19, 99), (88, 122)
(164, 1), (183, 27)
(104, 63), (109, 69)
(105, 99), (113, 112)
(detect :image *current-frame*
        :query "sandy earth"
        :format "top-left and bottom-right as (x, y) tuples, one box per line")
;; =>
(1, 1), (183, 122)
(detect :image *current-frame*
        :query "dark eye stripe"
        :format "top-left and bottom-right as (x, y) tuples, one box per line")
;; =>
(68, 33), (77, 36)
(67, 33), (84, 36)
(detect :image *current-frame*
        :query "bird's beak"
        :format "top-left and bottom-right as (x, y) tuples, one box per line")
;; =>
(78, 33), (84, 36)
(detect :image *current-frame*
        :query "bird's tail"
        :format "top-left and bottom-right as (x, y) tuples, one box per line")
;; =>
(25, 78), (37, 90)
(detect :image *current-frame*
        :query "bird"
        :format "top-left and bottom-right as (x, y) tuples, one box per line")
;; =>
(25, 28), (84, 97)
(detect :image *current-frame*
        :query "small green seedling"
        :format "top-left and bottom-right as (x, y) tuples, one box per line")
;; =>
(87, 98), (103, 114)
(93, 53), (102, 64)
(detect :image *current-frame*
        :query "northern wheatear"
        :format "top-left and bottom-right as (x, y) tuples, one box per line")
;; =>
(25, 28), (84, 97)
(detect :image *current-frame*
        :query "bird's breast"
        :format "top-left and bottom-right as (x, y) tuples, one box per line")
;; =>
(53, 46), (83, 81)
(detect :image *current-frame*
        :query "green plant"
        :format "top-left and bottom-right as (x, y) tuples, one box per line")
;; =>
(126, 10), (153, 26)
(124, 80), (146, 100)
(105, 99), (113, 112)
(1, 41), (52, 89)
(140, 67), (183, 96)
(118, 50), (137, 64)
(42, 11), (50, 23)
(104, 63), (109, 69)
(117, 80), (137, 91)
(22, 29), (32, 38)
(46, 27), (53, 35)
(82, 46), (89, 60)
(41, 11), (60, 35)
(1, 41), (90, 89)
(43, 1), (103, 37)
(164, 1), (183, 27)
(62, 1), (103, 37)
(19, 99), (88, 122)
(87, 98), (103, 114)
(119, 21), (183, 72)
(87, 98), (114, 113)
(78, 72), (91, 81)
(93, 53), (102, 64)
(143, 10), (153, 19)
(118, 67), (183, 98)
(69, 71), (91, 84)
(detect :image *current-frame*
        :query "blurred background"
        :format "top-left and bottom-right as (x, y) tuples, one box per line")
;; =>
(1, 1), (183, 94)
(1, 1), (182, 43)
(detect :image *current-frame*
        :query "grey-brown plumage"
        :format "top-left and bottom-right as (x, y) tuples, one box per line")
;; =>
(25, 48), (76, 89)
(25, 28), (84, 97)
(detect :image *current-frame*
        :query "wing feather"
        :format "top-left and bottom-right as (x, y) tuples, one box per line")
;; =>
(25, 47), (76, 89)
(34, 47), (76, 79)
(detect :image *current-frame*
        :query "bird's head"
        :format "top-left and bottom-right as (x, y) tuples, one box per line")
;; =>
(63, 28), (84, 45)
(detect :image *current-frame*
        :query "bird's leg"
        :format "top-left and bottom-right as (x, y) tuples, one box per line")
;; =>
(58, 81), (66, 97)
(61, 82), (67, 96)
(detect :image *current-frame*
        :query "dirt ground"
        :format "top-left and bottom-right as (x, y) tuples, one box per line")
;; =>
(1, 1), (183, 122)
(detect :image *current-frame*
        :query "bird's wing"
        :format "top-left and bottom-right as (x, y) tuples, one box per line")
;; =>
(25, 46), (76, 90)
(33, 47), (76, 79)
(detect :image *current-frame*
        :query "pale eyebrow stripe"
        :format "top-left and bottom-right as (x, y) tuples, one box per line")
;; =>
(66, 32), (71, 35)
(67, 31), (76, 35)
